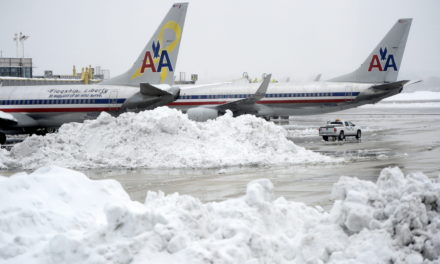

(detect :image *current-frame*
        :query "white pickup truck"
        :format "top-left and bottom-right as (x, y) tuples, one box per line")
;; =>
(318, 119), (362, 141)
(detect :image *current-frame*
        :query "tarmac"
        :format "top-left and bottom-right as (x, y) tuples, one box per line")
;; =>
(84, 105), (440, 207)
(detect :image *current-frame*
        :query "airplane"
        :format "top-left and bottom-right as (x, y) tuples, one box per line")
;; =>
(0, 3), (188, 144)
(168, 18), (413, 121)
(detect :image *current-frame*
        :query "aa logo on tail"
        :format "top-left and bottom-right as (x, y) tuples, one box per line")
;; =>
(131, 20), (182, 83)
(139, 41), (173, 73)
(368, 47), (397, 72)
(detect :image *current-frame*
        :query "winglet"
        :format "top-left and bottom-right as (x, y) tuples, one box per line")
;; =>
(253, 73), (271, 102)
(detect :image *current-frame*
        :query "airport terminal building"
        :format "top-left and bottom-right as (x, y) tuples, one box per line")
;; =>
(0, 57), (32, 78)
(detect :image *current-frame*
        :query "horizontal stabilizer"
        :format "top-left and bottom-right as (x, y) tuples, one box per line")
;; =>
(371, 80), (409, 91)
(120, 83), (180, 112)
(140, 83), (173, 96)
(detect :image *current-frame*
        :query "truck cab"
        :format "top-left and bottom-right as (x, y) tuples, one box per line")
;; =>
(319, 119), (361, 141)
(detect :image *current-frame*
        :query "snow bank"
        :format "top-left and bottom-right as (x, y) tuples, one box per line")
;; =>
(1, 166), (439, 263)
(5, 107), (334, 169)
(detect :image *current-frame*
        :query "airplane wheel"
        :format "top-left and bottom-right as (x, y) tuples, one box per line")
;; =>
(356, 130), (362, 140)
(0, 133), (6, 145)
(338, 131), (345, 141)
(323, 136), (328, 141)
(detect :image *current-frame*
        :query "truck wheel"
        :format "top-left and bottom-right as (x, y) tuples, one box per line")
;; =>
(338, 131), (345, 141)
(356, 130), (362, 140)
(322, 136), (328, 141)
(0, 133), (6, 145)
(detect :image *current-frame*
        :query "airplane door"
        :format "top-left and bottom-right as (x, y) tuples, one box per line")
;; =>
(108, 90), (118, 111)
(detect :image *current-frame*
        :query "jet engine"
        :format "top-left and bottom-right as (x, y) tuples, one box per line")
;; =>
(186, 107), (219, 122)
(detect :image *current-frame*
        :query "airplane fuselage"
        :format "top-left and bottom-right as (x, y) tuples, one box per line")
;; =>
(0, 84), (137, 131)
(0, 80), (401, 135)
(170, 81), (390, 116)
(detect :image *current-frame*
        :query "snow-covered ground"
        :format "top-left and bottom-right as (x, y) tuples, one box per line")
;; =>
(0, 107), (336, 170)
(0, 166), (439, 263)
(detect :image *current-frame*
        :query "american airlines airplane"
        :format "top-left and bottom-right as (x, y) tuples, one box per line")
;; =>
(0, 16), (412, 144)
(0, 3), (188, 144)
(169, 18), (413, 121)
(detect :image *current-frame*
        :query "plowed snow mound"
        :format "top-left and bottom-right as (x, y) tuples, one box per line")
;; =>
(1, 166), (439, 263)
(6, 107), (335, 169)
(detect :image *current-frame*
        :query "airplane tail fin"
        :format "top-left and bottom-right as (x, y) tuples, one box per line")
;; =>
(101, 3), (188, 86)
(330, 18), (412, 83)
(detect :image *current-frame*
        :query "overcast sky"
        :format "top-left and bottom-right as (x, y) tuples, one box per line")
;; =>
(1, 0), (439, 82)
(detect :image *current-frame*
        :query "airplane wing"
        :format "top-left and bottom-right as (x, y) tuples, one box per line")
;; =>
(371, 80), (409, 91)
(216, 74), (271, 112)
(404, 80), (422, 86)
(185, 74), (272, 121)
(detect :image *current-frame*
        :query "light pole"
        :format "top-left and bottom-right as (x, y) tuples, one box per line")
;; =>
(19, 32), (30, 58)
(13, 33), (19, 58)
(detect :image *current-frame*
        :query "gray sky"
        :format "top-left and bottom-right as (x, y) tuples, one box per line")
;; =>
(1, 0), (439, 82)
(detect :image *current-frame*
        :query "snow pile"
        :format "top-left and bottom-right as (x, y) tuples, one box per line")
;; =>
(1, 166), (439, 263)
(6, 107), (334, 169)
(0, 149), (17, 169)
